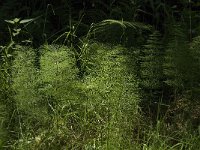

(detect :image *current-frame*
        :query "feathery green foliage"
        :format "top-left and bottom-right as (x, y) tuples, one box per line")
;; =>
(80, 43), (140, 149)
(140, 31), (163, 90)
(8, 43), (142, 149)
(190, 36), (200, 87)
(0, 42), (17, 149)
(1, 1), (200, 149)
(163, 23), (194, 94)
(11, 45), (81, 149)
(138, 31), (164, 121)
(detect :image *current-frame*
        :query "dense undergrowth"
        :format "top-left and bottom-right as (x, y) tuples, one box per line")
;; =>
(0, 1), (200, 149)
(1, 36), (200, 149)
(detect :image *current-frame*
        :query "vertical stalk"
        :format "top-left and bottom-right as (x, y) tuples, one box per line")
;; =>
(189, 0), (192, 42)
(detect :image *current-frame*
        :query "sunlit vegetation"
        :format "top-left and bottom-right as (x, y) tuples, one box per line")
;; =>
(0, 0), (200, 149)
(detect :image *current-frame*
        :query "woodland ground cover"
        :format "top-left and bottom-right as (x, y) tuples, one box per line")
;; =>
(0, 0), (200, 149)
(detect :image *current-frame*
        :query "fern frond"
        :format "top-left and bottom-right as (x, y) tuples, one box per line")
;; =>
(163, 23), (192, 91)
(140, 31), (163, 90)
(93, 19), (150, 32)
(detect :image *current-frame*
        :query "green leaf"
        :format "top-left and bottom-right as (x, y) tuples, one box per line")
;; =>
(19, 18), (35, 24)
(13, 28), (21, 32)
(4, 20), (15, 24)
(22, 40), (32, 43)
(13, 18), (20, 23)
(5, 18), (21, 24)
